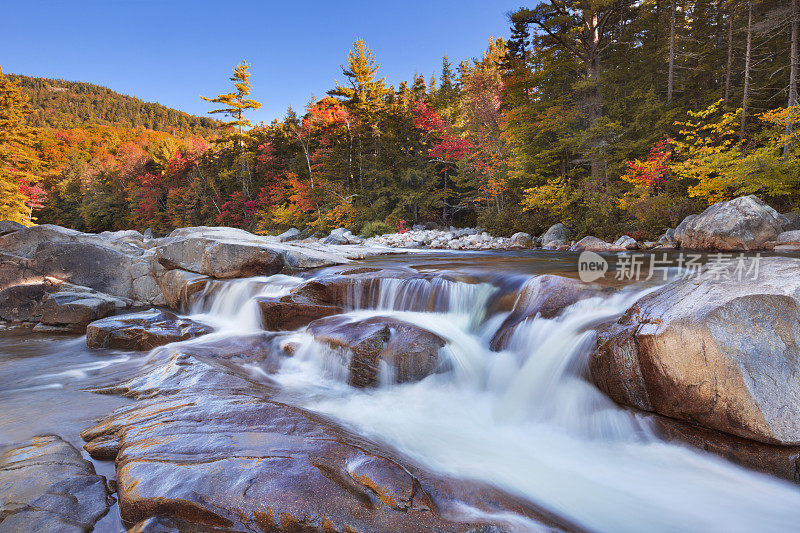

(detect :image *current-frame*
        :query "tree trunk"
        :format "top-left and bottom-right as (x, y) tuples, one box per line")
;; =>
(586, 13), (605, 179)
(741, 0), (753, 139)
(724, 3), (734, 103)
(668, 0), (676, 102)
(786, 0), (799, 158)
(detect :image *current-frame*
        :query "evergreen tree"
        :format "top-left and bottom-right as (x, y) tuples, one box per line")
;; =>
(202, 60), (262, 197)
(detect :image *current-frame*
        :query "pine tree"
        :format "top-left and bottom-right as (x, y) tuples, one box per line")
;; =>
(0, 66), (41, 224)
(329, 40), (389, 192)
(202, 60), (262, 197)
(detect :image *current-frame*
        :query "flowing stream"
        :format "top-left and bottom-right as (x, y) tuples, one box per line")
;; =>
(3, 252), (800, 531)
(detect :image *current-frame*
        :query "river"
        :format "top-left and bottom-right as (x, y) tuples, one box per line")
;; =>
(2, 250), (800, 532)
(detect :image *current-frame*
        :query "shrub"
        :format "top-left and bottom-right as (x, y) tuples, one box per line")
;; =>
(360, 220), (394, 238)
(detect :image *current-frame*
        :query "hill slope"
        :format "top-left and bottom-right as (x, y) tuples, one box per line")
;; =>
(10, 74), (219, 135)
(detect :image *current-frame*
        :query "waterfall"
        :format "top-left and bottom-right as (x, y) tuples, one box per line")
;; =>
(187, 271), (800, 533)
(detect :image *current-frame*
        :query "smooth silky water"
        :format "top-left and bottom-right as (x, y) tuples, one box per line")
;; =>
(3, 250), (800, 532)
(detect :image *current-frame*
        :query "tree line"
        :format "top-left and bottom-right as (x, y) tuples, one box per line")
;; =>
(1, 0), (798, 240)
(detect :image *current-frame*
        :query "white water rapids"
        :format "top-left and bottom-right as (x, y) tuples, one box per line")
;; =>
(186, 270), (800, 532)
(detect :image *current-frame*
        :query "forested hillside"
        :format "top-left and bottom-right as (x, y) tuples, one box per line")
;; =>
(10, 75), (219, 134)
(1, 0), (798, 239)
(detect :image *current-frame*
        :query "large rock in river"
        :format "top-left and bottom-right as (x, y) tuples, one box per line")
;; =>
(541, 223), (570, 247)
(155, 236), (284, 278)
(87, 309), (213, 350)
(0, 435), (109, 532)
(31, 240), (137, 298)
(307, 315), (445, 387)
(674, 195), (789, 250)
(0, 279), (127, 331)
(256, 295), (342, 331)
(491, 275), (610, 350)
(569, 236), (624, 252)
(36, 283), (129, 332)
(591, 257), (800, 445)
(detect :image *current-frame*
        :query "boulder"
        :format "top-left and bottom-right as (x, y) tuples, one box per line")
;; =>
(307, 315), (445, 387)
(256, 296), (342, 331)
(277, 227), (302, 242)
(658, 228), (676, 243)
(491, 275), (609, 350)
(510, 232), (533, 248)
(541, 223), (570, 247)
(674, 195), (788, 250)
(0, 281), (56, 322)
(569, 236), (624, 252)
(86, 309), (213, 350)
(155, 237), (284, 279)
(591, 257), (800, 445)
(775, 230), (800, 252)
(0, 435), (109, 532)
(37, 283), (128, 332)
(0, 220), (25, 237)
(0, 224), (83, 257)
(0, 252), (40, 291)
(155, 268), (210, 310)
(0, 224), (143, 258)
(614, 235), (638, 250)
(782, 211), (800, 231)
(80, 376), (565, 532)
(30, 240), (136, 298)
(323, 228), (351, 245)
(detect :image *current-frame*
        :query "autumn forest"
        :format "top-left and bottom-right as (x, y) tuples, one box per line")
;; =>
(1, 0), (799, 240)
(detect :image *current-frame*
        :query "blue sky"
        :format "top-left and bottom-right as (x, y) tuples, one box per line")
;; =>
(3, 0), (525, 124)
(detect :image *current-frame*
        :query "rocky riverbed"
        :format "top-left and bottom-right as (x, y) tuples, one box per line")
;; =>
(4, 203), (800, 531)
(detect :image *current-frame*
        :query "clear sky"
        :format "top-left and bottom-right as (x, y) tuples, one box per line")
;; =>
(3, 0), (525, 124)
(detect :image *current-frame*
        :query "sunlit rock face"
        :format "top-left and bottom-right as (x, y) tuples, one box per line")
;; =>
(80, 340), (569, 532)
(592, 257), (800, 445)
(0, 435), (109, 531)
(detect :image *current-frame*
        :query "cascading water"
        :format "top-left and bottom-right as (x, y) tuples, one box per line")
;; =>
(186, 268), (800, 532)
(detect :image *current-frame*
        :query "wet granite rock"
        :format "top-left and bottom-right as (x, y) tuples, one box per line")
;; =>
(653, 415), (800, 483)
(307, 315), (445, 387)
(290, 267), (416, 309)
(591, 257), (800, 445)
(0, 281), (55, 322)
(155, 268), (210, 310)
(0, 279), (127, 332)
(36, 283), (129, 332)
(86, 309), (213, 350)
(256, 295), (342, 331)
(0, 435), (109, 532)
(491, 275), (610, 350)
(81, 353), (568, 532)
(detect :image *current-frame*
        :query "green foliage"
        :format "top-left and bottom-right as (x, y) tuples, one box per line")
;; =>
(360, 220), (393, 238)
(10, 75), (219, 134)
